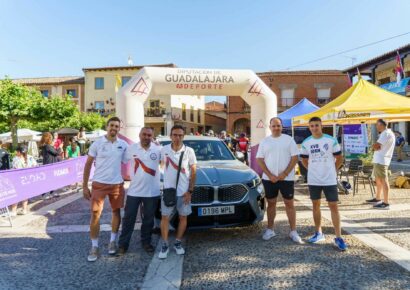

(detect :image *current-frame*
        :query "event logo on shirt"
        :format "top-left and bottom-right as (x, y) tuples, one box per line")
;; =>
(323, 143), (329, 151)
(150, 153), (157, 160)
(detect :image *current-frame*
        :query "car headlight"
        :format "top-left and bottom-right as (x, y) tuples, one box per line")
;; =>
(247, 177), (261, 188)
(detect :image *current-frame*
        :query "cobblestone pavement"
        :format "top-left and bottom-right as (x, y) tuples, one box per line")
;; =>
(0, 194), (157, 290)
(181, 203), (410, 290)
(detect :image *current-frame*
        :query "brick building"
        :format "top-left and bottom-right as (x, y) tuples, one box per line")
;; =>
(205, 101), (227, 134)
(226, 70), (350, 134)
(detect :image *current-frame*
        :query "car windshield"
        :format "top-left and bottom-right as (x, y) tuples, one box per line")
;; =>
(160, 140), (235, 161)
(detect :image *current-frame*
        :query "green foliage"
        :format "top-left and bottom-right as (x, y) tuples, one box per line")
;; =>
(79, 112), (106, 131)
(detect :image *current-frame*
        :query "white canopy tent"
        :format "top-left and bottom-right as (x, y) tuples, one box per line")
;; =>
(85, 129), (107, 141)
(0, 129), (42, 143)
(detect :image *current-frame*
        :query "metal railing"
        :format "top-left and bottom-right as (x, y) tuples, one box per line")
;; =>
(145, 107), (166, 117)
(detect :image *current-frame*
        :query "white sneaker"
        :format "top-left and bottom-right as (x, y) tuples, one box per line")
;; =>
(289, 231), (303, 244)
(174, 241), (185, 255)
(262, 228), (276, 240)
(158, 243), (169, 259)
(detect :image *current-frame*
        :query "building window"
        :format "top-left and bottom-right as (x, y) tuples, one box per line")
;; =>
(182, 104), (187, 120)
(40, 90), (49, 98)
(146, 100), (164, 117)
(95, 101), (104, 110)
(122, 76), (131, 86)
(66, 89), (77, 98)
(281, 88), (295, 107)
(198, 109), (201, 123)
(317, 88), (331, 105)
(190, 106), (194, 122)
(379, 77), (391, 85)
(95, 77), (104, 89)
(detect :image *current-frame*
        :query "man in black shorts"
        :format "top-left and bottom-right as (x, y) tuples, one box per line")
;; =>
(300, 117), (347, 251)
(256, 117), (302, 243)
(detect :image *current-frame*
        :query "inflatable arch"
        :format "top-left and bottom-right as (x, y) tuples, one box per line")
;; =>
(116, 67), (277, 172)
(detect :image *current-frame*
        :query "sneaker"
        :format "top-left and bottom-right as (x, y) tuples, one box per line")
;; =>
(87, 246), (99, 262)
(108, 241), (117, 255)
(18, 209), (28, 215)
(374, 202), (390, 210)
(398, 159), (403, 162)
(289, 231), (303, 244)
(262, 229), (276, 240)
(143, 244), (155, 253)
(42, 193), (51, 200)
(174, 241), (185, 255)
(308, 232), (325, 243)
(334, 237), (348, 251)
(158, 243), (169, 259)
(366, 198), (381, 204)
(117, 247), (127, 256)
(52, 192), (60, 198)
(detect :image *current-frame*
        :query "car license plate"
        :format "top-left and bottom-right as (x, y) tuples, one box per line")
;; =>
(198, 206), (235, 216)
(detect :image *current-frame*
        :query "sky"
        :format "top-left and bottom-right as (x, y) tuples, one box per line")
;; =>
(1, 0), (410, 103)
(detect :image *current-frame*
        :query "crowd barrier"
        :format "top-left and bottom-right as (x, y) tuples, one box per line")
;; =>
(0, 156), (92, 208)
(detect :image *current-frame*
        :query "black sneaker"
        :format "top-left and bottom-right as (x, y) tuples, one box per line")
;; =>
(366, 198), (381, 203)
(143, 244), (155, 253)
(117, 247), (127, 256)
(398, 159), (403, 162)
(374, 202), (390, 210)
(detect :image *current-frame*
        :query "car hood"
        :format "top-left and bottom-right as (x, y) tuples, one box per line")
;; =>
(195, 160), (258, 186)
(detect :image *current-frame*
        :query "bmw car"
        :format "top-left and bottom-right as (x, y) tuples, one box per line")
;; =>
(158, 136), (265, 229)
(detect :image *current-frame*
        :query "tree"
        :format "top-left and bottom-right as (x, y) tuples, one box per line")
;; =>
(79, 112), (106, 131)
(0, 78), (44, 149)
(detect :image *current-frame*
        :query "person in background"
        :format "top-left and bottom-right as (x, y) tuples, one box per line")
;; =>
(77, 127), (88, 155)
(41, 132), (63, 199)
(300, 117), (346, 251)
(219, 130), (232, 150)
(66, 137), (81, 190)
(237, 133), (249, 165)
(53, 132), (64, 159)
(367, 119), (395, 209)
(66, 137), (80, 159)
(9, 145), (37, 216)
(394, 131), (405, 162)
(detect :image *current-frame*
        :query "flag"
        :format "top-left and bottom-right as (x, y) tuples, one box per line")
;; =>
(346, 73), (352, 87)
(395, 51), (404, 84)
(115, 74), (122, 93)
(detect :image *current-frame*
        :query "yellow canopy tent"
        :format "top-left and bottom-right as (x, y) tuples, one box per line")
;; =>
(292, 77), (410, 126)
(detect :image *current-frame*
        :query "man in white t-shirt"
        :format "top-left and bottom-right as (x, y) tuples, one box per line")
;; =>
(300, 117), (346, 251)
(368, 119), (395, 209)
(83, 116), (128, 262)
(159, 125), (197, 259)
(256, 117), (302, 243)
(118, 127), (161, 255)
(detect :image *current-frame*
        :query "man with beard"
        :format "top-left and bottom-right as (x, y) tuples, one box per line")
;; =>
(83, 116), (128, 262)
(118, 127), (161, 254)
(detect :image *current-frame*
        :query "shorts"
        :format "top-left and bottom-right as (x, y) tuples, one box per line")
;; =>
(262, 179), (294, 200)
(373, 163), (388, 179)
(161, 196), (192, 217)
(91, 182), (125, 212)
(308, 185), (338, 202)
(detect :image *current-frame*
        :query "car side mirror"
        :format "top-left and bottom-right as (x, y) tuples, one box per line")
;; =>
(235, 151), (245, 162)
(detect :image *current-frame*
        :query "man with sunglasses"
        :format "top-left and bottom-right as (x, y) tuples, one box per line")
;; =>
(300, 117), (347, 251)
(117, 127), (161, 255)
(256, 117), (302, 243)
(159, 125), (197, 259)
(83, 116), (128, 262)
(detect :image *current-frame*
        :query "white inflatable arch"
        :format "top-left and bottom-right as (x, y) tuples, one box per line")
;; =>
(117, 67), (277, 172)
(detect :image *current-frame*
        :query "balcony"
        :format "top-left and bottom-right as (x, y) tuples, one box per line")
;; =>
(145, 107), (166, 117)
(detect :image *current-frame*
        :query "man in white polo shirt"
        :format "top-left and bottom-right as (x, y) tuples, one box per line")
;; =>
(256, 117), (302, 243)
(159, 125), (197, 259)
(83, 116), (128, 262)
(117, 127), (161, 254)
(368, 119), (395, 209)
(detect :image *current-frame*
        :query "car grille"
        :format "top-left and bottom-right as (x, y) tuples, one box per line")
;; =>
(218, 185), (248, 202)
(192, 186), (214, 204)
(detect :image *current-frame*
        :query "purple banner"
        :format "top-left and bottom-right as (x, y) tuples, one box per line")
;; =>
(343, 124), (361, 135)
(0, 156), (92, 208)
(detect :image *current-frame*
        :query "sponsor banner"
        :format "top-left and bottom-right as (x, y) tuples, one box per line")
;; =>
(0, 157), (92, 208)
(343, 124), (368, 154)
